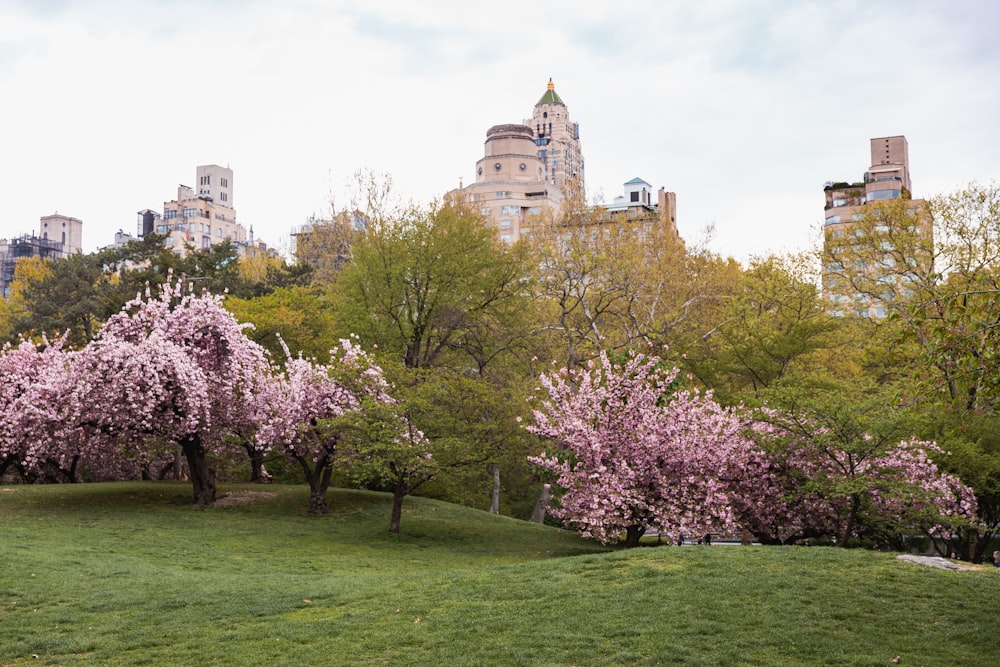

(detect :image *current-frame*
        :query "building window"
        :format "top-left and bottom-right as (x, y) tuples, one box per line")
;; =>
(164, 210), (177, 219)
(832, 198), (846, 207)
(825, 215), (841, 225)
(868, 189), (900, 201)
(499, 219), (511, 229)
(500, 205), (520, 215)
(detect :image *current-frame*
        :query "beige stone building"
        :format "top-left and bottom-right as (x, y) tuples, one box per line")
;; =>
(449, 123), (563, 243)
(822, 135), (932, 317)
(527, 78), (584, 190)
(152, 165), (246, 254)
(1, 214), (83, 298)
(39, 214), (83, 257)
(448, 80), (583, 243)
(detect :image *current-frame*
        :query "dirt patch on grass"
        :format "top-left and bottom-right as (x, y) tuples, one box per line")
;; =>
(213, 491), (278, 506)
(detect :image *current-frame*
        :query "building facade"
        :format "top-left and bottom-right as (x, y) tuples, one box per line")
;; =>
(822, 135), (931, 317)
(598, 177), (681, 245)
(450, 123), (563, 243)
(526, 78), (584, 190)
(1, 214), (84, 298)
(39, 214), (83, 258)
(448, 80), (583, 243)
(147, 164), (247, 254)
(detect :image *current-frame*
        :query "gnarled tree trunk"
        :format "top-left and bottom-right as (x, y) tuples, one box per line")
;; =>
(180, 433), (216, 506)
(624, 525), (646, 548)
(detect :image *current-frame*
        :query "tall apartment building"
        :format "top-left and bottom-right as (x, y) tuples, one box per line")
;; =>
(449, 123), (563, 243)
(146, 164), (246, 254)
(448, 80), (582, 243)
(822, 135), (931, 317)
(527, 78), (584, 190)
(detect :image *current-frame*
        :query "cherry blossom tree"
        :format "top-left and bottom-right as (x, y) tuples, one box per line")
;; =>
(82, 277), (272, 505)
(0, 337), (80, 482)
(256, 341), (366, 514)
(527, 350), (753, 547)
(746, 405), (979, 547)
(256, 337), (432, 527)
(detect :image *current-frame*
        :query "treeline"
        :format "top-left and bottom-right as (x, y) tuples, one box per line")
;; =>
(1, 177), (998, 559)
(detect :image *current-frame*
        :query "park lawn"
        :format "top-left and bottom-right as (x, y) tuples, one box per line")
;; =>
(1, 482), (998, 666)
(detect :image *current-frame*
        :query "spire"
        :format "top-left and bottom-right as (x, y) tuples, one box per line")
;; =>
(536, 78), (565, 106)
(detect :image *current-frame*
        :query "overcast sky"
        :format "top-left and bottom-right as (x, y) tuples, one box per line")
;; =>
(2, 0), (998, 262)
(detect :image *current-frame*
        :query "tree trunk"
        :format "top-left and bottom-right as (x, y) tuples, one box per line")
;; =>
(247, 448), (266, 483)
(180, 434), (216, 506)
(624, 525), (646, 548)
(300, 457), (332, 515)
(489, 463), (501, 515)
(530, 483), (550, 523)
(389, 482), (406, 534)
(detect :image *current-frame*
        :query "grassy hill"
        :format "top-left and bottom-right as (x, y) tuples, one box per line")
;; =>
(1, 482), (997, 666)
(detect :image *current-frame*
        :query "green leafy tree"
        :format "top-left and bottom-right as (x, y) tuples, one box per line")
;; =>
(392, 366), (540, 517)
(14, 252), (108, 347)
(225, 286), (339, 363)
(689, 252), (839, 402)
(333, 199), (535, 371)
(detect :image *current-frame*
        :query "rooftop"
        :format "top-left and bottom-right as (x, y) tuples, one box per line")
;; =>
(536, 78), (565, 106)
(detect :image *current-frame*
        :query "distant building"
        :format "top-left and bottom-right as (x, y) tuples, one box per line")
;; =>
(291, 211), (367, 278)
(822, 135), (932, 318)
(144, 165), (247, 255)
(39, 214), (83, 257)
(447, 80), (582, 243)
(597, 177), (682, 246)
(527, 78), (584, 190)
(448, 123), (563, 243)
(0, 214), (83, 298)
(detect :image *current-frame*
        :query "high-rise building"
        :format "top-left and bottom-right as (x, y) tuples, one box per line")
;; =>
(146, 164), (246, 254)
(448, 123), (563, 243)
(526, 78), (584, 190)
(448, 80), (582, 243)
(822, 135), (931, 317)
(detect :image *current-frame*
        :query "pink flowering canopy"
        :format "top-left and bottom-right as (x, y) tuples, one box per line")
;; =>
(741, 412), (979, 545)
(0, 337), (79, 480)
(256, 336), (420, 516)
(81, 276), (272, 503)
(527, 350), (753, 546)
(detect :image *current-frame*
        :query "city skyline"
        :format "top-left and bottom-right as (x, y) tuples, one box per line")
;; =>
(1, 0), (998, 262)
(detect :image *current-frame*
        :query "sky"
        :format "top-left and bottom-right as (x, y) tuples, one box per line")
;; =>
(1, 0), (998, 263)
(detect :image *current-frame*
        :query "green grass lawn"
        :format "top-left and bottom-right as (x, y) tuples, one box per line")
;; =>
(1, 482), (997, 666)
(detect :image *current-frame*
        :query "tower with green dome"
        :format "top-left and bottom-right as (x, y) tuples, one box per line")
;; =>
(525, 79), (584, 193)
